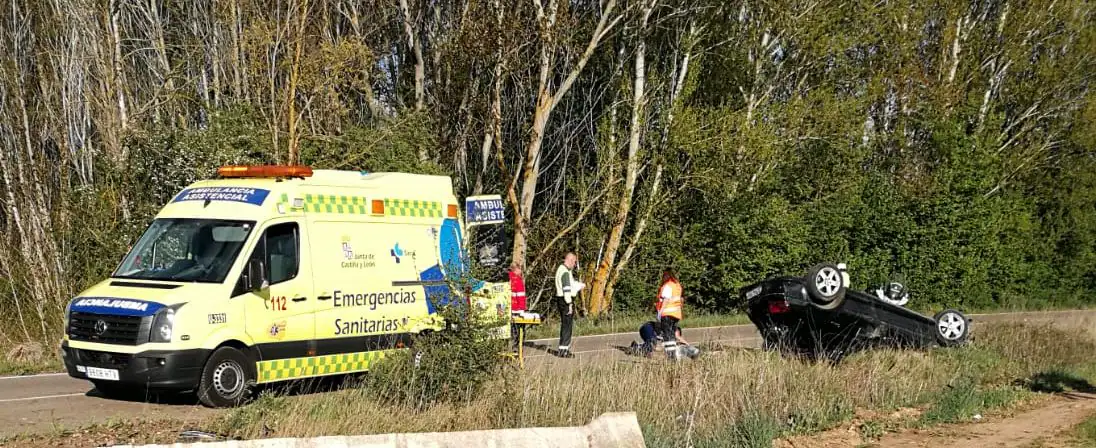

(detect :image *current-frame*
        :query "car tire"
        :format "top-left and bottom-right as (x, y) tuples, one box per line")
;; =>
(805, 262), (847, 310)
(196, 347), (254, 408)
(933, 309), (970, 346)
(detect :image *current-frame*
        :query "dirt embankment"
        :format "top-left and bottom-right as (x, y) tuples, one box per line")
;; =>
(777, 392), (1096, 448)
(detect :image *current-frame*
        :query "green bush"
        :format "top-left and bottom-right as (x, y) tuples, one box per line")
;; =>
(361, 304), (508, 409)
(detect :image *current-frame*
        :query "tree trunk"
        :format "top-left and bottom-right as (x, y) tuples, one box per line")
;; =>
(605, 161), (663, 302)
(588, 0), (654, 316)
(400, 0), (427, 160)
(286, 0), (309, 165)
(107, 0), (128, 162)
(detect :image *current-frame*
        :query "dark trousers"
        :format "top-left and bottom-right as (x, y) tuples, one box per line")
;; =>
(660, 316), (679, 345)
(510, 322), (521, 352)
(638, 322), (658, 355)
(557, 299), (573, 349)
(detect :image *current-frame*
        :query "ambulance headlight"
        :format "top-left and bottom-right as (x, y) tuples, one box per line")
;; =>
(150, 308), (176, 343)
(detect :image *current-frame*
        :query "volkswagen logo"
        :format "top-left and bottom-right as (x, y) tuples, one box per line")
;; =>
(94, 320), (109, 336)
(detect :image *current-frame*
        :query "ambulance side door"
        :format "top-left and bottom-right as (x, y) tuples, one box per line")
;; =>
(309, 220), (423, 347)
(237, 219), (317, 357)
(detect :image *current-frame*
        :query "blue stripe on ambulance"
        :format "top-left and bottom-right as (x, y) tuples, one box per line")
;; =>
(171, 187), (271, 206)
(69, 297), (166, 317)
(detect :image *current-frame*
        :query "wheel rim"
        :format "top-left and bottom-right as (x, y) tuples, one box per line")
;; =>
(212, 360), (245, 398)
(814, 267), (842, 299)
(937, 313), (966, 341)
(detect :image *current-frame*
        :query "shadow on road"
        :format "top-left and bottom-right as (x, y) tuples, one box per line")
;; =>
(86, 387), (201, 405)
(612, 344), (637, 355)
(523, 340), (553, 354)
(86, 375), (359, 405)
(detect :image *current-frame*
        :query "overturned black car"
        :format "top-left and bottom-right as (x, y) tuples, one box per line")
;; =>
(741, 262), (970, 360)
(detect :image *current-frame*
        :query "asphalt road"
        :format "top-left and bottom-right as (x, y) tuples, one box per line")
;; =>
(1, 309), (1093, 438)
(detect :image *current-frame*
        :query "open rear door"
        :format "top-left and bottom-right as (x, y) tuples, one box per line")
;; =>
(465, 195), (511, 334)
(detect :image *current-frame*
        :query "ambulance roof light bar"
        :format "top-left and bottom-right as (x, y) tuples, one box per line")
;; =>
(218, 165), (313, 179)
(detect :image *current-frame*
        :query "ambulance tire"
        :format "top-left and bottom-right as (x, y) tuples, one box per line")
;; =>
(197, 346), (255, 408)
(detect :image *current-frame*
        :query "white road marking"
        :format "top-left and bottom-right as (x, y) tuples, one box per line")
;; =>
(527, 323), (754, 344)
(523, 337), (759, 358)
(0, 372), (68, 381)
(0, 393), (84, 403)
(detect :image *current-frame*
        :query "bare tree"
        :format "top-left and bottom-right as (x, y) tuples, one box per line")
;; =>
(400, 0), (425, 113)
(286, 0), (311, 165)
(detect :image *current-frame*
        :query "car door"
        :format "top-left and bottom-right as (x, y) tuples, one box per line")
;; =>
(236, 220), (316, 375)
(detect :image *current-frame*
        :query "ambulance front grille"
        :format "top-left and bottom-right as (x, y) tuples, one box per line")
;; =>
(73, 348), (133, 370)
(68, 312), (145, 345)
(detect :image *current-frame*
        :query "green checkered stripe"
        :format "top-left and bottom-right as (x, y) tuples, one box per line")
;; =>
(275, 193), (291, 210)
(256, 350), (389, 383)
(299, 193), (372, 214)
(384, 199), (443, 218)
(273, 194), (443, 217)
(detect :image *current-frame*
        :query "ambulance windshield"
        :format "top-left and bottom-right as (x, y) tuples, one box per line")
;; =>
(113, 218), (255, 283)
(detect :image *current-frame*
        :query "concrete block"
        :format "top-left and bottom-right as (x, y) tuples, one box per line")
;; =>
(108, 412), (645, 448)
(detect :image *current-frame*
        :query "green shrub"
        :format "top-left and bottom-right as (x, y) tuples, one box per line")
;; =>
(361, 304), (508, 409)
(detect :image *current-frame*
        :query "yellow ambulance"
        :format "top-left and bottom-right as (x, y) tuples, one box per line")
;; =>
(60, 165), (511, 407)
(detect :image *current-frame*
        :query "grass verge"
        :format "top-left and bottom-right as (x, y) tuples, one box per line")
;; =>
(207, 322), (1096, 446)
(1, 305), (1091, 375)
(0, 356), (62, 376)
(1073, 415), (1096, 447)
(0, 342), (62, 376)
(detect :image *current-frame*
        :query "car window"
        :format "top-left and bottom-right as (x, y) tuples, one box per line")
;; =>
(266, 223), (299, 284)
(114, 218), (254, 283)
(233, 222), (300, 297)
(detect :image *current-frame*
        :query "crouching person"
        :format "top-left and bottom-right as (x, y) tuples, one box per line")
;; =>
(630, 320), (664, 357)
(630, 321), (701, 360)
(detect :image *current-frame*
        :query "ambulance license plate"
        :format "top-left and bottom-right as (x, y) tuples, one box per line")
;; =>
(85, 367), (120, 381)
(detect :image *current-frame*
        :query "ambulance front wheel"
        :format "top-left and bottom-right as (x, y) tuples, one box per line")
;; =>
(197, 346), (255, 408)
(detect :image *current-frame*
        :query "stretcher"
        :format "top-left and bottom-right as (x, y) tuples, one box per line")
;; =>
(511, 312), (542, 368)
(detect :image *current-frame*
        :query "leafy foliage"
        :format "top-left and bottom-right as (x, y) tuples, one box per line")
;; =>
(361, 304), (507, 409)
(0, 0), (1094, 342)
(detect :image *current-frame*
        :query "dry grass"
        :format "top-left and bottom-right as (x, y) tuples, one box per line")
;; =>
(0, 342), (61, 376)
(1069, 414), (1096, 447)
(213, 323), (1096, 447)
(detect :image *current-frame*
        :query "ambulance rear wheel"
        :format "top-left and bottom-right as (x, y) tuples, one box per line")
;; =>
(197, 346), (254, 408)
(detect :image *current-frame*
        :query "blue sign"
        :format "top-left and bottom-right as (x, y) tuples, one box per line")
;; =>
(70, 297), (166, 317)
(172, 187), (270, 206)
(465, 195), (506, 225)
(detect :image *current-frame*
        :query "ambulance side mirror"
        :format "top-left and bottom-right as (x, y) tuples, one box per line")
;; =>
(247, 260), (269, 292)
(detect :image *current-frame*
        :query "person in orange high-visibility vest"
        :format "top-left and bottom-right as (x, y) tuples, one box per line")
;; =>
(656, 268), (684, 360)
